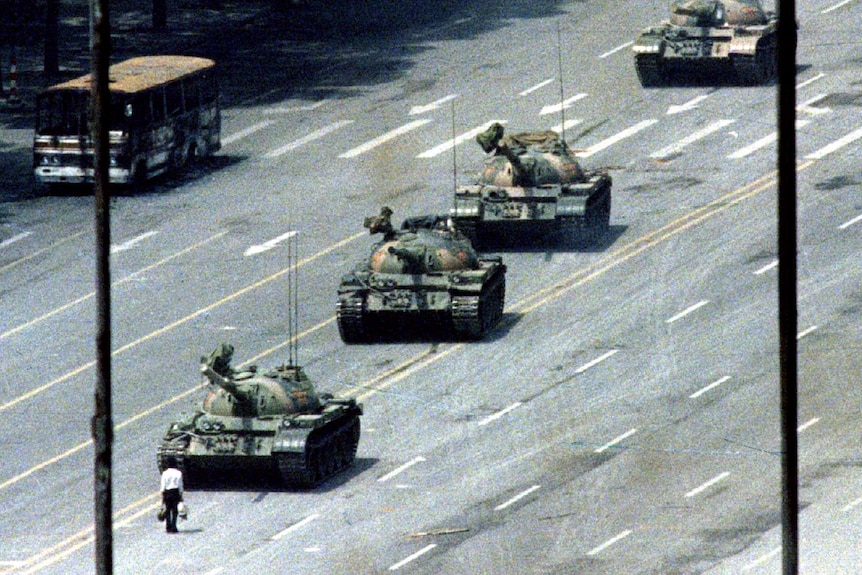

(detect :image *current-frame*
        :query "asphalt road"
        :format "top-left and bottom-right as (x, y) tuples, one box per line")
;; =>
(0, 0), (860, 573)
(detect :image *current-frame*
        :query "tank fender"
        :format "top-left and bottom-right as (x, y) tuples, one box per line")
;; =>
(632, 34), (664, 55)
(728, 34), (759, 55)
(272, 426), (310, 454)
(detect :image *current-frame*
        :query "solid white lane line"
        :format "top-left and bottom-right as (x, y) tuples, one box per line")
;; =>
(666, 300), (709, 324)
(339, 119), (433, 158)
(575, 119), (659, 158)
(0, 231), (31, 249)
(797, 325), (818, 340)
(805, 125), (862, 159)
(753, 260), (778, 275)
(822, 0), (855, 14)
(727, 120), (809, 159)
(265, 120), (354, 158)
(689, 376), (731, 399)
(586, 530), (633, 556)
(519, 78), (554, 96)
(599, 41), (634, 59)
(575, 349), (619, 373)
(110, 231), (159, 254)
(839, 213), (862, 229)
(478, 402), (523, 426)
(388, 544), (437, 571)
(378, 457), (426, 482)
(743, 547), (781, 571)
(495, 485), (541, 510)
(540, 93), (588, 116)
(685, 472), (730, 498)
(797, 417), (820, 432)
(650, 119), (735, 159)
(245, 230), (298, 256)
(416, 120), (507, 158)
(272, 513), (320, 541)
(595, 429), (637, 453)
(221, 120), (273, 145)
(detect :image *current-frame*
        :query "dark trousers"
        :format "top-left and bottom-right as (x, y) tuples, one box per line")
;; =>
(162, 488), (181, 532)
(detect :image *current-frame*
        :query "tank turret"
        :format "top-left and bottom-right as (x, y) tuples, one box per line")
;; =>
(336, 208), (506, 342)
(449, 124), (612, 247)
(158, 343), (362, 487)
(633, 0), (778, 86)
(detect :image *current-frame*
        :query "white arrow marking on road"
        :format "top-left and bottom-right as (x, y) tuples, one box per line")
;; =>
(110, 231), (159, 254)
(666, 94), (709, 115)
(0, 231), (31, 249)
(796, 93), (831, 115)
(265, 120), (354, 158)
(540, 93), (587, 116)
(417, 120), (507, 158)
(244, 230), (298, 257)
(339, 119), (432, 158)
(409, 94), (458, 115)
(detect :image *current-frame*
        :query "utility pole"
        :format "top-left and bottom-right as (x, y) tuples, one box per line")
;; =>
(90, 0), (113, 573)
(776, 0), (798, 574)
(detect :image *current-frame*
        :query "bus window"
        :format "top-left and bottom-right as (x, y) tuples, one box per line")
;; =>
(166, 81), (183, 116)
(152, 88), (166, 124)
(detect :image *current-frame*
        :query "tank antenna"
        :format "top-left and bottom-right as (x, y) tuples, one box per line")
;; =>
(288, 226), (299, 367)
(557, 20), (567, 143)
(451, 98), (457, 194)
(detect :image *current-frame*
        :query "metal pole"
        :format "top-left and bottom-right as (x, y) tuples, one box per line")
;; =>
(90, 0), (113, 573)
(776, 1), (798, 574)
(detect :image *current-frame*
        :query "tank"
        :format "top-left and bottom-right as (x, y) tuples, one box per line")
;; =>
(336, 207), (506, 342)
(157, 343), (363, 487)
(632, 0), (779, 86)
(449, 123), (612, 246)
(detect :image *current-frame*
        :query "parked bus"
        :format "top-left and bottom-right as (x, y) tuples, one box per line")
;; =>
(34, 55), (220, 188)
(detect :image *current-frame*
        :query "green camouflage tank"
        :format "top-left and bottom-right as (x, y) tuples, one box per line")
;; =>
(336, 208), (506, 342)
(633, 0), (780, 86)
(157, 344), (362, 487)
(449, 123), (612, 246)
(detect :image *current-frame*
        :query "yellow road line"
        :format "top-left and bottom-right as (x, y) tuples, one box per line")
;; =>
(0, 231), (228, 343)
(0, 232), (363, 414)
(9, 164), (813, 570)
(0, 231), (86, 275)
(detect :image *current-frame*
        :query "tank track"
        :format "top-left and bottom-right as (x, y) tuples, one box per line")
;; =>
(455, 219), (479, 247)
(732, 39), (776, 85)
(635, 54), (665, 87)
(275, 414), (361, 488)
(336, 296), (367, 343)
(451, 272), (505, 339)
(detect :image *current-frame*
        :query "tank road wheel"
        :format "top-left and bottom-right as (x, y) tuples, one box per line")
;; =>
(733, 36), (776, 85)
(635, 54), (665, 87)
(337, 296), (368, 343)
(275, 414), (361, 488)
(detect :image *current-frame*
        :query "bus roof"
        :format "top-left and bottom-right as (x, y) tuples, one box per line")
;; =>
(43, 56), (216, 94)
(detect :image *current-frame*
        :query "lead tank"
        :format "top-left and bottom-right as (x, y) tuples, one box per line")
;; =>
(632, 0), (778, 86)
(336, 208), (506, 342)
(449, 123), (612, 247)
(157, 344), (362, 487)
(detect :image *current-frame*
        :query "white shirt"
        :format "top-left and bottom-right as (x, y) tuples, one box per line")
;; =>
(160, 467), (183, 492)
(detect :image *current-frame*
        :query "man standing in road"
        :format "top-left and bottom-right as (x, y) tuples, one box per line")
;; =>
(159, 458), (184, 533)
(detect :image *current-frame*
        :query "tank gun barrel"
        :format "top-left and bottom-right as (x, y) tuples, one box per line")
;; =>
(200, 364), (249, 402)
